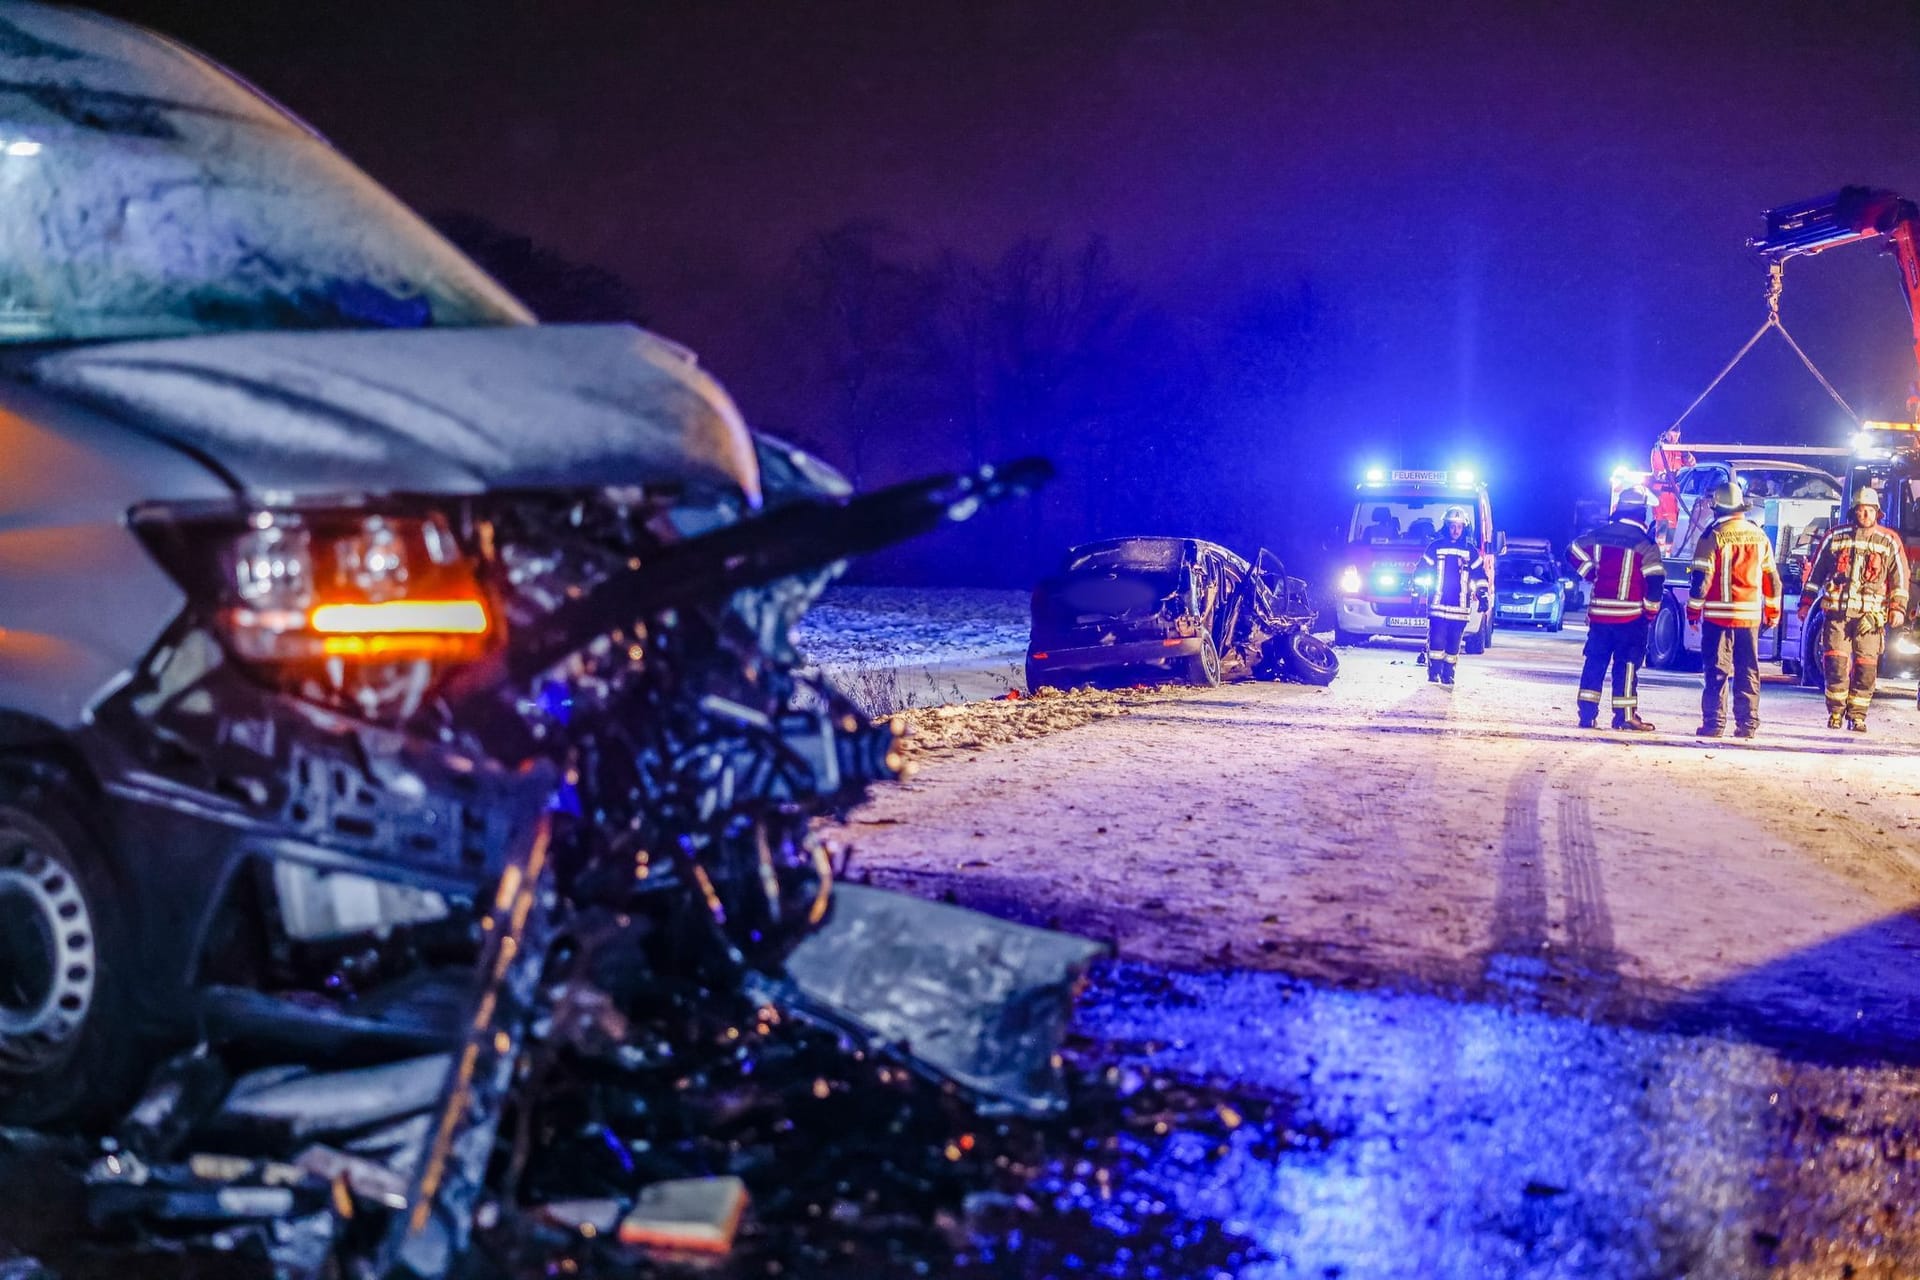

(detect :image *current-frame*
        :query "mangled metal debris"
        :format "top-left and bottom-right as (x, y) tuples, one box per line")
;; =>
(780, 884), (1108, 1113)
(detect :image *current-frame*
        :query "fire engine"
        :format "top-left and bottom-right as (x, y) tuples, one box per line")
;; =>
(1332, 467), (1499, 651)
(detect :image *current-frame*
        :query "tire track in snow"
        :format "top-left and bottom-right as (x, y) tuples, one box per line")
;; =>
(1556, 779), (1622, 1010)
(1482, 758), (1552, 1000)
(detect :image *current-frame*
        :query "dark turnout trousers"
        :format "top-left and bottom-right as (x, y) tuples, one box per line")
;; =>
(1427, 616), (1467, 682)
(1700, 621), (1761, 732)
(1821, 613), (1884, 721)
(1578, 617), (1649, 724)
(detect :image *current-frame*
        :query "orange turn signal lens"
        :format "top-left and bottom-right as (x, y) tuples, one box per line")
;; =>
(309, 599), (490, 636)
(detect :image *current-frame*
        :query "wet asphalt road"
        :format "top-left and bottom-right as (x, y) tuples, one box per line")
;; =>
(847, 620), (1920, 1278)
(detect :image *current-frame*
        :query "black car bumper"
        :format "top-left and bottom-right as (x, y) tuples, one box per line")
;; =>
(1028, 636), (1203, 675)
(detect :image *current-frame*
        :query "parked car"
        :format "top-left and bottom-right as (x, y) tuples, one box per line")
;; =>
(1026, 537), (1338, 691)
(1492, 542), (1566, 630)
(0, 3), (1048, 1137)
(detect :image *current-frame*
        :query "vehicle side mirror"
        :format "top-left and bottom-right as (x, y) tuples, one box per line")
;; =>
(1495, 531), (1509, 555)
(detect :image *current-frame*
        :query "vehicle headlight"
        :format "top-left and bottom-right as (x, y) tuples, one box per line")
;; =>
(1895, 635), (1920, 657)
(1338, 567), (1362, 593)
(1536, 592), (1558, 605)
(135, 502), (497, 713)
(1413, 572), (1434, 588)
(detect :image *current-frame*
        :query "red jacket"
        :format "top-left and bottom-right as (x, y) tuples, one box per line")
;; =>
(1569, 516), (1665, 625)
(1686, 516), (1781, 628)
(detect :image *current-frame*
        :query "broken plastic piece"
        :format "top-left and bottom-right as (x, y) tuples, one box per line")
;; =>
(617, 1176), (748, 1254)
(293, 1145), (411, 1212)
(86, 1154), (334, 1228)
(780, 884), (1107, 1113)
(220, 1055), (451, 1140)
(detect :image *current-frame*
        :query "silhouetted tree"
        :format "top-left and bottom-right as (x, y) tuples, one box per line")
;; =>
(432, 213), (648, 325)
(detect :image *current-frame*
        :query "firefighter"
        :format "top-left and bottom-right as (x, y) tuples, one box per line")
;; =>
(1685, 482), (1782, 739)
(1418, 505), (1488, 687)
(1647, 428), (1695, 546)
(1568, 487), (1665, 730)
(1796, 484), (1910, 731)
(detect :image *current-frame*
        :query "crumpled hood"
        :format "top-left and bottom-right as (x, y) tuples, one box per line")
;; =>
(25, 324), (762, 504)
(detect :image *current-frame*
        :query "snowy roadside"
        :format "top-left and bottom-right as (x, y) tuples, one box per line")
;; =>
(795, 584), (1202, 753)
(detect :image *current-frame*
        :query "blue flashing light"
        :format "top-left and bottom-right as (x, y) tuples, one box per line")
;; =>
(1365, 467), (1386, 483)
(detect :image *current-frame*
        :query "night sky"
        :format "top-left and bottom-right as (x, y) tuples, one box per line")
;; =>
(87, 0), (1920, 571)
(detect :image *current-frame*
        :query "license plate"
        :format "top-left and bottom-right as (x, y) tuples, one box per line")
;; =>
(1386, 616), (1429, 631)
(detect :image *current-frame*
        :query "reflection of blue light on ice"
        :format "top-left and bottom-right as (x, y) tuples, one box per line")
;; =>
(1071, 962), (1761, 1276)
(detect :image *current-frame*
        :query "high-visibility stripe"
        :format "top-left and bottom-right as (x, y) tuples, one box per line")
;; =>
(1577, 690), (1602, 703)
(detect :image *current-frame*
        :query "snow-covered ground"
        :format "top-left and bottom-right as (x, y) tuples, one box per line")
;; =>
(794, 586), (1033, 710)
(799, 591), (1920, 1271)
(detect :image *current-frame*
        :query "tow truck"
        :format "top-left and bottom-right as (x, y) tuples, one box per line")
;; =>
(1745, 187), (1920, 683)
(1609, 445), (1848, 670)
(1332, 467), (1500, 651)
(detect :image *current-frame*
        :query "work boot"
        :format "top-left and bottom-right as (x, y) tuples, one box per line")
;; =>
(1612, 712), (1656, 732)
(1439, 664), (1455, 687)
(1578, 716), (1599, 729)
(1695, 725), (1724, 738)
(1733, 724), (1758, 740)
(1427, 666), (1441, 684)
(1827, 708), (1845, 729)
(1846, 715), (1867, 733)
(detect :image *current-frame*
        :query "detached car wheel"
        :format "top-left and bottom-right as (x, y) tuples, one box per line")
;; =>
(1282, 632), (1340, 686)
(0, 771), (144, 1129)
(1183, 636), (1222, 688)
(1463, 618), (1489, 655)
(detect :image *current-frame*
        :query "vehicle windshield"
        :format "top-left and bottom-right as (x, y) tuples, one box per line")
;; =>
(1496, 557), (1557, 587)
(1348, 497), (1479, 546)
(1063, 540), (1186, 575)
(1, 74), (530, 343)
(1734, 468), (1841, 502)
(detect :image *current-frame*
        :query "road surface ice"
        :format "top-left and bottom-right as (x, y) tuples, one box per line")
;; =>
(822, 608), (1920, 1277)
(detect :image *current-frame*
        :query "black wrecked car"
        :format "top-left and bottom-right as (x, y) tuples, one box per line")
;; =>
(0, 11), (1099, 1274)
(1025, 537), (1338, 691)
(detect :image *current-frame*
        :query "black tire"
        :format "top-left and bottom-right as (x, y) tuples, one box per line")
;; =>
(1182, 636), (1222, 688)
(0, 765), (146, 1129)
(1024, 658), (1057, 694)
(1647, 598), (1684, 670)
(1333, 628), (1368, 648)
(1799, 610), (1826, 689)
(1282, 631), (1340, 686)
(1463, 617), (1489, 655)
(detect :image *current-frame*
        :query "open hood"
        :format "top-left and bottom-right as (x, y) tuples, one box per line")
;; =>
(25, 324), (762, 505)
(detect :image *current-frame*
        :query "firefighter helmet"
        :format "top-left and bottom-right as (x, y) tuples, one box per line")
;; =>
(1709, 482), (1746, 515)
(1853, 485), (1883, 512)
(1612, 486), (1652, 522)
(1442, 505), (1469, 524)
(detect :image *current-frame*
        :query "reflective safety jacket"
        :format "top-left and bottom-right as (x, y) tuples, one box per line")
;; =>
(1686, 515), (1782, 628)
(1569, 515), (1665, 625)
(1804, 523), (1910, 624)
(1419, 531), (1488, 621)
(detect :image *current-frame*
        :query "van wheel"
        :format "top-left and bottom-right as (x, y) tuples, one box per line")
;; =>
(0, 767), (145, 1129)
(1647, 599), (1683, 670)
(1799, 610), (1826, 688)
(1464, 618), (1490, 655)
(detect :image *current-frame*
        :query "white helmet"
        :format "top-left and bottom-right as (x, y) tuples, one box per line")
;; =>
(1853, 485), (1883, 512)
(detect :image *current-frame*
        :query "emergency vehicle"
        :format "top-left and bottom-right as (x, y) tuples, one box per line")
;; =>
(1332, 468), (1499, 651)
(1604, 448), (1839, 672)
